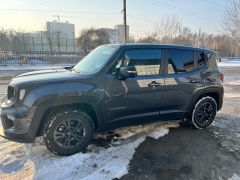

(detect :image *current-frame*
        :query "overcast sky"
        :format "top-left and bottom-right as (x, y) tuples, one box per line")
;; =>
(0, 0), (227, 37)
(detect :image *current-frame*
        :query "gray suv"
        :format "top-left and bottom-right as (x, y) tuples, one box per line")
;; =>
(0, 44), (224, 155)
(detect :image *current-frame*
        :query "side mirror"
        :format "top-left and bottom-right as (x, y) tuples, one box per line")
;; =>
(119, 66), (137, 79)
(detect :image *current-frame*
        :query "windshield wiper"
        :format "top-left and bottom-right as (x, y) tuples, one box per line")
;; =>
(64, 65), (74, 70)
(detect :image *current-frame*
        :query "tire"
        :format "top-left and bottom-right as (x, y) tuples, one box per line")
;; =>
(190, 96), (217, 129)
(43, 108), (94, 156)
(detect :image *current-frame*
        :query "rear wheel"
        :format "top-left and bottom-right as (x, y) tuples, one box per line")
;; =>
(43, 108), (94, 156)
(189, 97), (217, 129)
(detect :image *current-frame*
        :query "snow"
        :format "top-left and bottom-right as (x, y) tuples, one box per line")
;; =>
(0, 64), (73, 71)
(228, 174), (240, 180)
(218, 61), (240, 67)
(0, 121), (179, 179)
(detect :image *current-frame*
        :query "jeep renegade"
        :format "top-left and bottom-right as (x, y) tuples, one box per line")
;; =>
(0, 44), (224, 155)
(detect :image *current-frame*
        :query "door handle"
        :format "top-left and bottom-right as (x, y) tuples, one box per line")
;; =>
(148, 81), (162, 87)
(189, 78), (201, 83)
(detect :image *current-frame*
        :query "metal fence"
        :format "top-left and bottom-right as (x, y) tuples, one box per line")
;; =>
(0, 34), (85, 65)
(0, 52), (83, 65)
(21, 36), (80, 53)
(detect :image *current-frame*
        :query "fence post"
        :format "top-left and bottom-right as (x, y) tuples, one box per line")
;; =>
(57, 32), (60, 53)
(41, 31), (43, 52)
(23, 35), (26, 52)
(73, 32), (75, 53)
(66, 38), (68, 52)
(32, 37), (35, 52)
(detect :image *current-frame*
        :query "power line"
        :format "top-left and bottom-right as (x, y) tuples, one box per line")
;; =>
(127, 14), (157, 23)
(0, 8), (120, 15)
(148, 0), (219, 23)
(127, 13), (223, 34)
(205, 0), (225, 8)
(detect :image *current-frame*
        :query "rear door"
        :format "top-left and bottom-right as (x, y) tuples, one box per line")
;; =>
(104, 48), (165, 123)
(161, 48), (202, 119)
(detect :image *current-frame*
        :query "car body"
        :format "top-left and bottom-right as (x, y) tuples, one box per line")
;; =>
(0, 44), (224, 155)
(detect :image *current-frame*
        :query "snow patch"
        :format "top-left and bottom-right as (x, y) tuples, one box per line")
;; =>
(228, 174), (240, 180)
(0, 121), (178, 179)
(0, 64), (73, 71)
(218, 61), (240, 67)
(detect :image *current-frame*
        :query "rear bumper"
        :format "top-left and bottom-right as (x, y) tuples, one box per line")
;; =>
(217, 87), (224, 111)
(0, 106), (35, 143)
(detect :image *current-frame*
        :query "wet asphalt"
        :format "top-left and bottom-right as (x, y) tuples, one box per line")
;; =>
(120, 126), (240, 180)
(120, 66), (240, 180)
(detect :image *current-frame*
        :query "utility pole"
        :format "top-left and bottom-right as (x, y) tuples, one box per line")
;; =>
(123, 0), (127, 44)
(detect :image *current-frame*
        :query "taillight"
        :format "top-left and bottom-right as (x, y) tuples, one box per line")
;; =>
(219, 73), (224, 82)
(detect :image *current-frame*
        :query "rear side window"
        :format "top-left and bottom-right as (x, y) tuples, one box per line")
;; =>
(168, 49), (194, 74)
(196, 51), (207, 69)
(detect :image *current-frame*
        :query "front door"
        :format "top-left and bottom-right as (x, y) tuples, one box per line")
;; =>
(104, 48), (165, 124)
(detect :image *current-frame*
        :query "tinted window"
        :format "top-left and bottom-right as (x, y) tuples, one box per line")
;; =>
(111, 49), (162, 76)
(196, 51), (207, 69)
(168, 49), (194, 74)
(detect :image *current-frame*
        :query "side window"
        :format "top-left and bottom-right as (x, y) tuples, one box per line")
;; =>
(110, 49), (162, 76)
(168, 49), (194, 74)
(196, 51), (207, 69)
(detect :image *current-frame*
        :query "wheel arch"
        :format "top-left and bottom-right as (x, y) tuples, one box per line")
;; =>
(27, 96), (105, 138)
(188, 87), (223, 115)
(196, 93), (220, 110)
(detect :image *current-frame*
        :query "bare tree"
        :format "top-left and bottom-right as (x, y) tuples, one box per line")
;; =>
(0, 29), (11, 50)
(137, 32), (159, 43)
(0, 29), (24, 52)
(223, 0), (240, 45)
(77, 28), (110, 54)
(172, 27), (197, 46)
(155, 15), (181, 43)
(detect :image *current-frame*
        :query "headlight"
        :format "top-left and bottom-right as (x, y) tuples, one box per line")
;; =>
(4, 98), (16, 107)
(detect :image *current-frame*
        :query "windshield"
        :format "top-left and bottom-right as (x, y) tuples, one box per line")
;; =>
(72, 45), (118, 74)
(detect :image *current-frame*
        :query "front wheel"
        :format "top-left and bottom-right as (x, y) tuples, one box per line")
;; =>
(190, 96), (217, 129)
(43, 108), (94, 156)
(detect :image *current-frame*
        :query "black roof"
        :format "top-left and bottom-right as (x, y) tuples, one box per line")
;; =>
(109, 43), (215, 54)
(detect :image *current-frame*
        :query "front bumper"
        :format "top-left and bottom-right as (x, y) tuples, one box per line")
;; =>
(0, 106), (35, 143)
